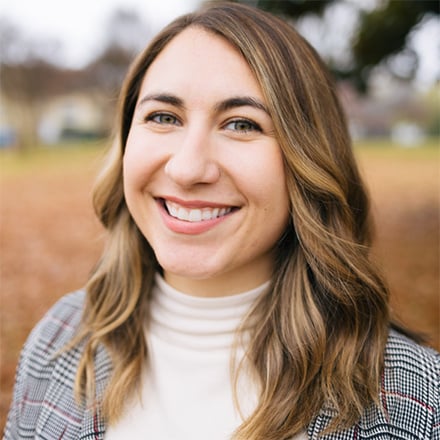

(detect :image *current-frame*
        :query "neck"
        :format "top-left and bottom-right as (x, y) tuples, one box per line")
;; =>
(151, 274), (270, 350)
(164, 267), (273, 298)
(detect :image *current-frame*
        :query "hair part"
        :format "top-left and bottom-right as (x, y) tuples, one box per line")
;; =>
(71, 3), (389, 437)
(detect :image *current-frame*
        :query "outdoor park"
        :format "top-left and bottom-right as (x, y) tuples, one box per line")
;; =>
(0, 139), (439, 428)
(0, 0), (439, 432)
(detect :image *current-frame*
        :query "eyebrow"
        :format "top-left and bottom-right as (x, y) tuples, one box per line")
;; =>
(137, 93), (269, 115)
(215, 96), (269, 115)
(137, 93), (184, 108)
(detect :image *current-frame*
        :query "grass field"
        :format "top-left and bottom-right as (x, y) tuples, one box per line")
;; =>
(1, 140), (439, 429)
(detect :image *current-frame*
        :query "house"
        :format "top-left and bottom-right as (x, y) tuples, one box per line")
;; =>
(38, 92), (110, 144)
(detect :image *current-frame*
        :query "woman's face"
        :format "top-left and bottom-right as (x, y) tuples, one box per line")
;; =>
(123, 27), (290, 296)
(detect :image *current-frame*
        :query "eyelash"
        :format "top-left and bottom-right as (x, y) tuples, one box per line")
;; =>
(145, 112), (180, 125)
(224, 118), (262, 133)
(144, 112), (262, 134)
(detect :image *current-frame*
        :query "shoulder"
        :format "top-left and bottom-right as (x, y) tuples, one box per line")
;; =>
(305, 330), (440, 439)
(15, 290), (91, 397)
(384, 329), (439, 389)
(26, 289), (86, 356)
(380, 329), (439, 438)
(4, 291), (91, 439)
(13, 290), (88, 388)
(5, 291), (112, 439)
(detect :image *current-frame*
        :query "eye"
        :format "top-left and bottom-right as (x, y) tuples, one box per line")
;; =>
(146, 112), (180, 126)
(224, 119), (261, 133)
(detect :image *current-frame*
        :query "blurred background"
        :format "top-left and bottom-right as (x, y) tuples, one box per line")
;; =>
(1, 0), (439, 429)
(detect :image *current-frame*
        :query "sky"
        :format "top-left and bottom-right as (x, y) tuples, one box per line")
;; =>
(0, 0), (438, 88)
(0, 0), (202, 67)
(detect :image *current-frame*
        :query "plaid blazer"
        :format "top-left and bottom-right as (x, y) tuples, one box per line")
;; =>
(4, 290), (440, 439)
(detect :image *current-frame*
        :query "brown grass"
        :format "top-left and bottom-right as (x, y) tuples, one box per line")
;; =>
(1, 142), (438, 430)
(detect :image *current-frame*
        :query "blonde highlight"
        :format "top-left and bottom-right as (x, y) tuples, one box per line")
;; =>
(72, 3), (390, 438)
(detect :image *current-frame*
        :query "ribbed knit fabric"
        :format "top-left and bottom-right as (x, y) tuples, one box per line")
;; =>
(105, 274), (306, 439)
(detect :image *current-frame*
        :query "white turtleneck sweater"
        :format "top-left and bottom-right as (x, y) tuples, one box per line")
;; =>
(105, 275), (307, 440)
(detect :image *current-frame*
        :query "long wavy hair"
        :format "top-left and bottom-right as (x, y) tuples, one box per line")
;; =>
(73, 2), (390, 438)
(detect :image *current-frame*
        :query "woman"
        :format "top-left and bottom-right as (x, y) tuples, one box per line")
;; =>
(5, 2), (439, 439)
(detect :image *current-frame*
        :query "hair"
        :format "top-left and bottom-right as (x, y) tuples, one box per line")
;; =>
(72, 2), (390, 438)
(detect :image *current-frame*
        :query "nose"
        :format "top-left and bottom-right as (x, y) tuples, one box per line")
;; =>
(164, 127), (221, 187)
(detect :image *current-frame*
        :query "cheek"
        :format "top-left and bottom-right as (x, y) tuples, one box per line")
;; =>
(237, 147), (288, 205)
(123, 134), (155, 191)
(123, 151), (142, 194)
(256, 154), (290, 228)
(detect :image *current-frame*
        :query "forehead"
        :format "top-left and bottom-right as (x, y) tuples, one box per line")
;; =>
(138, 26), (264, 101)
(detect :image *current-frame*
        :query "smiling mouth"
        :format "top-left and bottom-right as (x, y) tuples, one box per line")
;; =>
(162, 199), (236, 222)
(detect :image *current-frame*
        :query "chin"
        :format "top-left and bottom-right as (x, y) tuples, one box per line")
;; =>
(162, 265), (220, 281)
(157, 255), (214, 278)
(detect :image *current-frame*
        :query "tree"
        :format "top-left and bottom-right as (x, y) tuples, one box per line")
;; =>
(0, 10), (150, 149)
(351, 0), (439, 91)
(0, 20), (69, 148)
(85, 9), (151, 99)
(229, 0), (439, 91)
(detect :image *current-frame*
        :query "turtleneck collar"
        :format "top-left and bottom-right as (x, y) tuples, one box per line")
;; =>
(149, 274), (270, 351)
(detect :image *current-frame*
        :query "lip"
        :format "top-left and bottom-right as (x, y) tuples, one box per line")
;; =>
(159, 196), (233, 209)
(156, 197), (238, 235)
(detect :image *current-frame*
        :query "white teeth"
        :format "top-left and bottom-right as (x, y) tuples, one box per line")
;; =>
(165, 200), (232, 222)
(202, 210), (212, 220)
(188, 209), (202, 222)
(177, 207), (189, 221)
(167, 203), (178, 218)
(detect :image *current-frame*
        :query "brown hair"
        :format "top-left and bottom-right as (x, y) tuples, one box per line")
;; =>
(73, 2), (389, 437)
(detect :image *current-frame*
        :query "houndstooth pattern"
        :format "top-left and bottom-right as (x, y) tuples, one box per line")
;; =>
(4, 290), (440, 439)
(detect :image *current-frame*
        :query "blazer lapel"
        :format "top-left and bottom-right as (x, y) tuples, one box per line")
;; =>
(34, 345), (86, 439)
(307, 401), (389, 439)
(79, 344), (113, 439)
